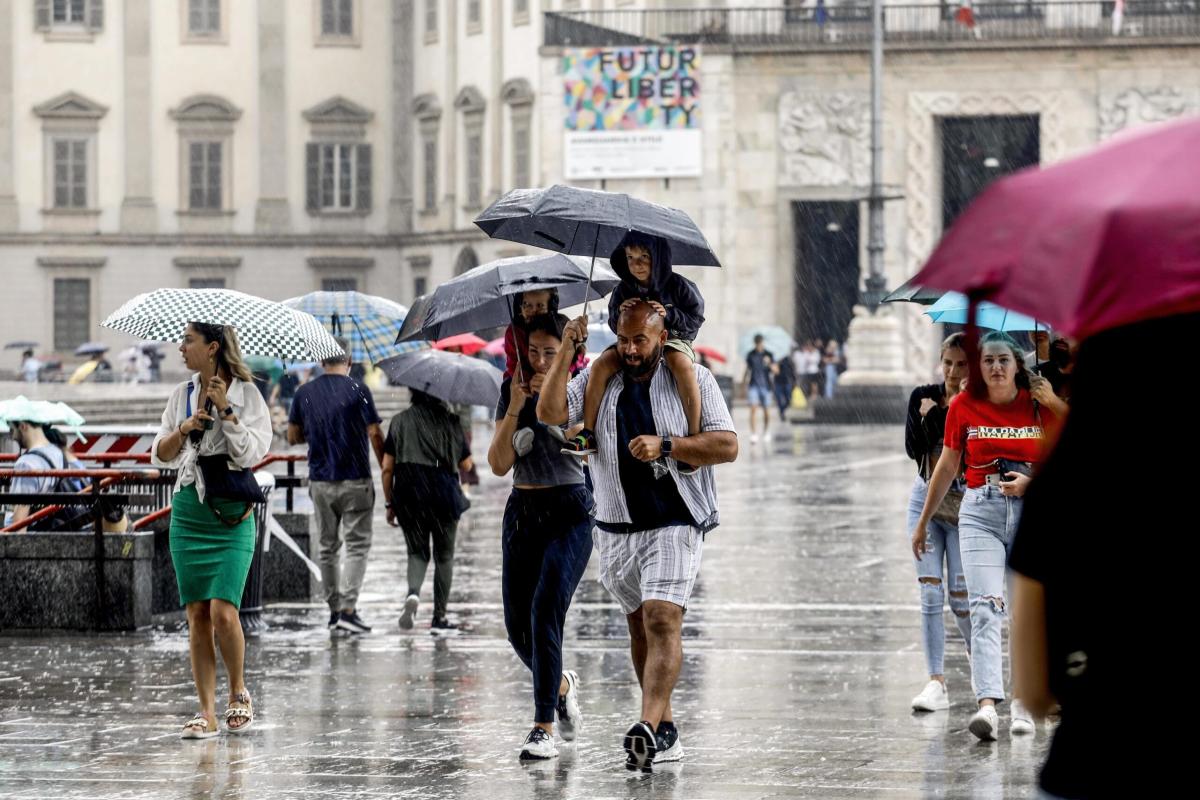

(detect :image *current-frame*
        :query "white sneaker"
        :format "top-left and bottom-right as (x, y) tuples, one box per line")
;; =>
(750, 433), (759, 444)
(556, 670), (582, 742)
(911, 680), (949, 712)
(398, 594), (419, 630)
(1010, 700), (1035, 736)
(519, 727), (558, 760)
(968, 705), (999, 741)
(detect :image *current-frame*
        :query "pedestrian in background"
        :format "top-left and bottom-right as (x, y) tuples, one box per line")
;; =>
(287, 336), (384, 635)
(381, 389), (473, 635)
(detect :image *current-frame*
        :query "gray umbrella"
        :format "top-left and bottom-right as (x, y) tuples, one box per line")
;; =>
(378, 349), (502, 408)
(882, 279), (944, 306)
(474, 185), (722, 268)
(396, 253), (621, 343)
(74, 341), (110, 356)
(4, 340), (38, 350)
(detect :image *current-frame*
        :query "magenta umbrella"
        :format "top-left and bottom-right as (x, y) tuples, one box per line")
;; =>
(912, 117), (1200, 340)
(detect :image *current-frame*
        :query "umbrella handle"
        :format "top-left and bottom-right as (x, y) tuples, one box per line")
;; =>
(347, 315), (375, 366)
(581, 225), (602, 318)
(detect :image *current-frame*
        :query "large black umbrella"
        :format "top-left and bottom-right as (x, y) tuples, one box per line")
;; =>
(378, 350), (502, 409)
(396, 253), (621, 343)
(4, 341), (38, 350)
(474, 185), (722, 268)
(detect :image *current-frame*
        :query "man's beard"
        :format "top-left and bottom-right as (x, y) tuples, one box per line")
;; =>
(622, 344), (663, 378)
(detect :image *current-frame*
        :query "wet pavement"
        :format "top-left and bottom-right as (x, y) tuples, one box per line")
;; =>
(0, 415), (1048, 798)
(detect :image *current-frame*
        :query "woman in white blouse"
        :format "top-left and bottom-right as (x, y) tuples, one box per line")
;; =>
(152, 322), (272, 739)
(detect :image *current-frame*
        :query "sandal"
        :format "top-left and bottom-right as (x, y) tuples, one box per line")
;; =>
(224, 691), (253, 734)
(181, 713), (218, 740)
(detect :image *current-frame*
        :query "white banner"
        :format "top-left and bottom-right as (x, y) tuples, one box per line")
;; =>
(564, 130), (702, 180)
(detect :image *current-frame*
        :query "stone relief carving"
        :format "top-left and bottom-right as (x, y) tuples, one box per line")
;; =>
(1099, 88), (1194, 139)
(778, 91), (869, 186)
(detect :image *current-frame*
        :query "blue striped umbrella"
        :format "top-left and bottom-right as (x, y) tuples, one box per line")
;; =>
(282, 291), (426, 365)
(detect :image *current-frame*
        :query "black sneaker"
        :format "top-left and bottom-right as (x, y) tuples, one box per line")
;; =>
(518, 726), (558, 761)
(430, 617), (459, 636)
(561, 429), (597, 457)
(654, 722), (683, 763)
(623, 720), (657, 771)
(336, 611), (371, 634)
(327, 611), (339, 630)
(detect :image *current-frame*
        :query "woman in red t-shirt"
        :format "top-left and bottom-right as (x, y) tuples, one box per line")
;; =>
(913, 331), (1058, 743)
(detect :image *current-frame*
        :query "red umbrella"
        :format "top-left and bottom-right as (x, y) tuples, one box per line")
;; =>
(483, 337), (506, 357)
(434, 333), (488, 355)
(694, 345), (727, 363)
(912, 117), (1200, 340)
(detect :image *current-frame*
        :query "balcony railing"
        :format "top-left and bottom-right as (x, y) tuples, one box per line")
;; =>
(544, 2), (1200, 49)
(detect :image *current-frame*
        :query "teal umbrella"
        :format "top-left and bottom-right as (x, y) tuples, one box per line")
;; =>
(282, 291), (425, 365)
(924, 292), (1046, 332)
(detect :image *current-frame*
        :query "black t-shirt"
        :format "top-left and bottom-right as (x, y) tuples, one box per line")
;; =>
(596, 377), (695, 534)
(289, 374), (382, 482)
(745, 349), (775, 389)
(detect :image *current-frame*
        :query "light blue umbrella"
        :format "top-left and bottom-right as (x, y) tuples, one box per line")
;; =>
(923, 292), (1046, 332)
(282, 291), (425, 365)
(738, 326), (795, 358)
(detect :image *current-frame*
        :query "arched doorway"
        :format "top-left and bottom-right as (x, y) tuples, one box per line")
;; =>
(455, 246), (479, 276)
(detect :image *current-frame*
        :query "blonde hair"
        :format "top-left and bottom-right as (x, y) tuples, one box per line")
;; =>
(191, 322), (254, 383)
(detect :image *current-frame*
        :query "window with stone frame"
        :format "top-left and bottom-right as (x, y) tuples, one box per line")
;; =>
(186, 0), (221, 36)
(188, 277), (225, 289)
(303, 96), (374, 215)
(51, 138), (89, 209)
(35, 91), (107, 216)
(53, 277), (90, 351)
(319, 0), (354, 38)
(413, 273), (428, 298)
(169, 95), (240, 216)
(455, 87), (486, 211)
(503, 79), (534, 192)
(513, 0), (529, 24)
(467, 0), (481, 25)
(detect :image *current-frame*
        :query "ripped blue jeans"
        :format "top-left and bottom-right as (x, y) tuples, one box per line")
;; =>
(958, 484), (1024, 703)
(907, 476), (971, 677)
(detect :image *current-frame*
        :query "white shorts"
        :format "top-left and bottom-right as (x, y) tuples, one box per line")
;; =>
(593, 525), (704, 615)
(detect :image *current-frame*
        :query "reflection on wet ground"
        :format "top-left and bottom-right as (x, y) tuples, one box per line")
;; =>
(0, 416), (1047, 798)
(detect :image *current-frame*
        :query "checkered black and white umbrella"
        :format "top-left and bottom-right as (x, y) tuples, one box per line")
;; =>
(101, 289), (345, 362)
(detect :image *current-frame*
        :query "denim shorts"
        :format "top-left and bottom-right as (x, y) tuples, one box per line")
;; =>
(748, 384), (771, 407)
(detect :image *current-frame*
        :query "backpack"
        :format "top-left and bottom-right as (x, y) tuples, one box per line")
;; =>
(22, 449), (93, 532)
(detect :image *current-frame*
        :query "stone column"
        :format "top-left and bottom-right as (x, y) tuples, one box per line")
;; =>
(255, 0), (291, 232)
(120, 0), (156, 232)
(388, 0), (414, 232)
(0, 0), (19, 230)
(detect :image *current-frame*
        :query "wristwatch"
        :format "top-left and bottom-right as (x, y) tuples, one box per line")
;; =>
(660, 436), (673, 458)
(221, 405), (234, 419)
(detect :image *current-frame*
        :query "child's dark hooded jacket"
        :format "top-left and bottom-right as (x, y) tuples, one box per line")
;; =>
(606, 231), (705, 341)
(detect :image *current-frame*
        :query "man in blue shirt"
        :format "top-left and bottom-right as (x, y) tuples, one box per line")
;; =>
(288, 337), (384, 634)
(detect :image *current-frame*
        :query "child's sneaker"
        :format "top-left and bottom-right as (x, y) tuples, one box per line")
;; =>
(561, 429), (597, 457)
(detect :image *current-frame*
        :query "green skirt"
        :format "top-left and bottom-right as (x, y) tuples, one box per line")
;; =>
(169, 483), (256, 608)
